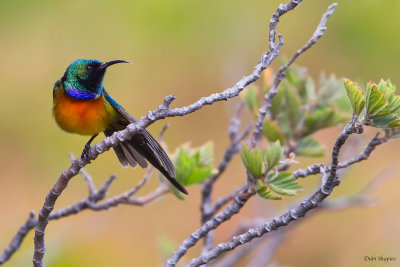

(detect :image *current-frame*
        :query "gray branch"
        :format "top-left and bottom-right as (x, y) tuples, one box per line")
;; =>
(184, 116), (362, 267)
(251, 2), (338, 147)
(293, 133), (387, 179)
(199, 103), (250, 258)
(201, 102), (248, 226)
(201, 185), (247, 259)
(0, 211), (36, 264)
(212, 187), (244, 215)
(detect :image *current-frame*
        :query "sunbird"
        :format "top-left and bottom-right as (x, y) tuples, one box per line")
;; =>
(52, 59), (188, 195)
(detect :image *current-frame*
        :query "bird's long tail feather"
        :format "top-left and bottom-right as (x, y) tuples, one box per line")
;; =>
(104, 129), (188, 195)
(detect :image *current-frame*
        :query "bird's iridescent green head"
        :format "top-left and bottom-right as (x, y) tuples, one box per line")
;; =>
(61, 59), (129, 99)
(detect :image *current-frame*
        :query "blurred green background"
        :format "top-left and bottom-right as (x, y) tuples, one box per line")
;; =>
(0, 0), (399, 266)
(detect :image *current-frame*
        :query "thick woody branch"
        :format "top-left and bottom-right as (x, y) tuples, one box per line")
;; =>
(212, 187), (243, 215)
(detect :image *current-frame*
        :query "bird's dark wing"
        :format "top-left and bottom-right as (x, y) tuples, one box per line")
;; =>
(103, 90), (187, 195)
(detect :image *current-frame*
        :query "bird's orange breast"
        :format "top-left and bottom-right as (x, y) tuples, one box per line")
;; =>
(53, 88), (117, 136)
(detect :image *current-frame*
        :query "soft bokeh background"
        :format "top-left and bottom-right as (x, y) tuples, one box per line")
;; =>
(1, 0), (399, 266)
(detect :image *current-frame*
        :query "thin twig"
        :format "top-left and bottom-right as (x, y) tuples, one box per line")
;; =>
(293, 133), (387, 179)
(200, 105), (250, 257)
(201, 185), (247, 258)
(212, 187), (243, 214)
(123, 185), (170, 206)
(159, 123), (171, 142)
(200, 124), (250, 235)
(69, 153), (97, 196)
(228, 101), (245, 141)
(0, 211), (36, 264)
(251, 2), (338, 147)
(87, 167), (155, 210)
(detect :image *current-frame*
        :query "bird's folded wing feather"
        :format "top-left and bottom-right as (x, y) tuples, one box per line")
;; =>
(103, 90), (176, 178)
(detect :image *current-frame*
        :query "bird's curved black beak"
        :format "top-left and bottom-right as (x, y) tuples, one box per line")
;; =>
(97, 60), (130, 71)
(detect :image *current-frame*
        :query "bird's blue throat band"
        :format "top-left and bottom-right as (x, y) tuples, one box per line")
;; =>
(64, 83), (100, 100)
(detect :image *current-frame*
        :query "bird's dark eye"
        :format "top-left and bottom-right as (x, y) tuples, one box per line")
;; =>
(86, 65), (93, 71)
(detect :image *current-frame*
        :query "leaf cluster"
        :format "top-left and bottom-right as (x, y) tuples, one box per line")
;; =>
(344, 79), (400, 128)
(168, 142), (217, 199)
(242, 67), (350, 158)
(240, 141), (302, 200)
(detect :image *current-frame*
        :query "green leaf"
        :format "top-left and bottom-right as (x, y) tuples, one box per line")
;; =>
(240, 143), (266, 178)
(304, 77), (316, 103)
(242, 87), (259, 111)
(282, 84), (301, 130)
(303, 107), (349, 136)
(343, 79), (365, 116)
(172, 142), (217, 199)
(256, 180), (281, 200)
(198, 141), (214, 166)
(284, 66), (299, 85)
(377, 79), (395, 95)
(371, 114), (399, 128)
(269, 86), (284, 119)
(262, 118), (285, 144)
(171, 189), (186, 200)
(365, 82), (390, 117)
(157, 235), (178, 261)
(388, 120), (400, 128)
(296, 136), (325, 157)
(296, 77), (308, 103)
(388, 94), (400, 113)
(317, 74), (343, 107)
(262, 141), (283, 171)
(268, 172), (302, 196)
(174, 147), (192, 184)
(186, 165), (215, 185)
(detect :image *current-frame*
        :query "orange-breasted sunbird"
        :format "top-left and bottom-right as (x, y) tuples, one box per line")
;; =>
(52, 59), (187, 194)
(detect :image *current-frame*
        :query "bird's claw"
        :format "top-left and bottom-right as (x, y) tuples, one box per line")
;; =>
(81, 144), (93, 163)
